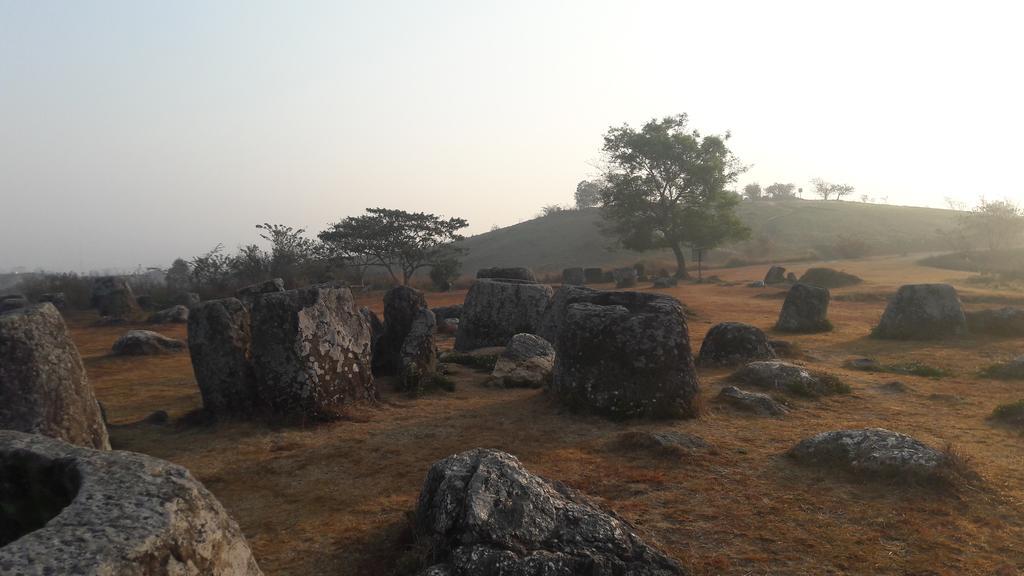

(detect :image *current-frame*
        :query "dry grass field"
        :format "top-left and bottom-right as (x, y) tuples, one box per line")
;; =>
(70, 255), (1024, 575)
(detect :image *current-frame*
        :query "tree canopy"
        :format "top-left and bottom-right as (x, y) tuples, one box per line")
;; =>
(811, 178), (855, 201)
(575, 180), (604, 208)
(598, 114), (749, 278)
(318, 208), (468, 285)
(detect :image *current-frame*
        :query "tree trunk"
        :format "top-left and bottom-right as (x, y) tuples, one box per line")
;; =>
(671, 244), (690, 279)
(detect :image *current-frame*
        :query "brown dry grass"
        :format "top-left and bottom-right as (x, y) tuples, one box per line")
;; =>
(69, 254), (1024, 575)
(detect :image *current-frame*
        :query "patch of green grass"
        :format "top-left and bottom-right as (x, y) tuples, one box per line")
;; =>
(980, 362), (1024, 380)
(991, 400), (1024, 428)
(442, 353), (498, 372)
(784, 373), (851, 398)
(847, 359), (951, 379)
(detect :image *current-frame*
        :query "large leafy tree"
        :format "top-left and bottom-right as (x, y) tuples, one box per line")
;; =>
(318, 208), (468, 285)
(599, 114), (749, 278)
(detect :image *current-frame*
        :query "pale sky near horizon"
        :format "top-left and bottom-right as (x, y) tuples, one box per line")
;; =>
(2, 1), (1022, 272)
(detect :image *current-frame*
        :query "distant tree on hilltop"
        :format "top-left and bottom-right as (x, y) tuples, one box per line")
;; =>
(743, 183), (763, 200)
(318, 208), (468, 285)
(598, 114), (750, 278)
(811, 178), (855, 201)
(765, 182), (797, 200)
(575, 180), (604, 208)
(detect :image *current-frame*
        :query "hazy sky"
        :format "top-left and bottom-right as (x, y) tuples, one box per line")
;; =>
(2, 1), (1022, 272)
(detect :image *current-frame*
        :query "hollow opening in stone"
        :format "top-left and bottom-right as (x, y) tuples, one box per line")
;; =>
(0, 451), (80, 547)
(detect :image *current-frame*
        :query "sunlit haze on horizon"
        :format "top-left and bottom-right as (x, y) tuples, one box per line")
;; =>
(2, 0), (1022, 272)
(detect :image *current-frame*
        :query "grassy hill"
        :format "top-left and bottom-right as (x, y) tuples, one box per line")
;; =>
(456, 199), (963, 276)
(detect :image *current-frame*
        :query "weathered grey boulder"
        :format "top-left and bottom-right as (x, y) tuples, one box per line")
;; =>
(0, 430), (263, 574)
(111, 330), (186, 356)
(697, 322), (776, 367)
(149, 304), (189, 324)
(537, 284), (597, 344)
(652, 276), (678, 289)
(729, 361), (847, 397)
(176, 291), (201, 309)
(552, 291), (700, 419)
(431, 305), (462, 321)
(798, 267), (862, 289)
(415, 448), (686, 576)
(399, 308), (438, 392)
(785, 272), (798, 283)
(0, 294), (29, 313)
(788, 428), (948, 482)
(359, 306), (384, 353)
(37, 292), (67, 311)
(717, 385), (789, 416)
(614, 267), (638, 288)
(90, 276), (138, 318)
(873, 284), (966, 340)
(747, 280), (766, 288)
(584, 267), (604, 284)
(491, 333), (555, 388)
(438, 318), (459, 335)
(250, 284), (376, 419)
(0, 304), (109, 450)
(187, 298), (259, 417)
(562, 267), (585, 285)
(764, 266), (787, 285)
(616, 431), (713, 456)
(965, 307), (1024, 336)
(374, 285), (429, 375)
(236, 278), (285, 306)
(476, 267), (536, 282)
(775, 283), (831, 333)
(455, 279), (553, 351)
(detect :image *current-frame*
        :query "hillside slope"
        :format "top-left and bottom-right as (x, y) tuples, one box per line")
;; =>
(456, 199), (962, 275)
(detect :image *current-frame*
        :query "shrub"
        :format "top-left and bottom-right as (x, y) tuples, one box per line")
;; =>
(991, 400), (1024, 428)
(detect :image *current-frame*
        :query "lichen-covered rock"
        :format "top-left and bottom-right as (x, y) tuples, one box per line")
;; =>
(188, 298), (259, 417)
(697, 322), (776, 367)
(375, 285), (429, 375)
(729, 361), (847, 397)
(562, 267), (585, 285)
(764, 266), (787, 285)
(90, 276), (138, 318)
(236, 278), (285, 306)
(111, 330), (186, 356)
(873, 284), (966, 340)
(716, 385), (789, 416)
(584, 267), (604, 284)
(616, 431), (713, 456)
(614, 267), (638, 288)
(552, 291), (700, 419)
(652, 277), (678, 289)
(455, 279), (553, 351)
(476, 267), (536, 282)
(776, 283), (831, 333)
(0, 304), (109, 450)
(149, 305), (189, 324)
(37, 292), (67, 311)
(965, 307), (1024, 336)
(415, 448), (686, 576)
(0, 430), (263, 574)
(788, 428), (948, 481)
(250, 284), (376, 419)
(537, 284), (596, 344)
(399, 309), (438, 392)
(491, 333), (554, 388)
(0, 294), (29, 313)
(359, 306), (384, 354)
